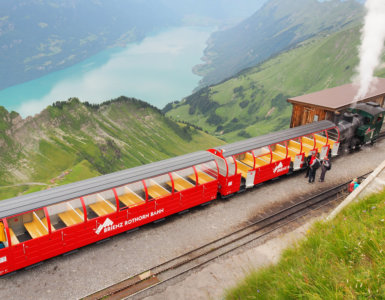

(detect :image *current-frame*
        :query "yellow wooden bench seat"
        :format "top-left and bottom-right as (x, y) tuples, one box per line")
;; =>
(276, 144), (299, 162)
(272, 152), (286, 162)
(288, 148), (300, 161)
(167, 177), (195, 192)
(24, 214), (48, 239)
(241, 158), (254, 167)
(119, 192), (145, 207)
(275, 144), (287, 153)
(90, 201), (116, 217)
(241, 153), (254, 167)
(255, 154), (270, 166)
(314, 134), (336, 148)
(288, 141), (301, 151)
(273, 150), (286, 157)
(147, 184), (170, 199)
(236, 161), (251, 178)
(59, 208), (84, 227)
(287, 140), (306, 158)
(41, 217), (56, 231)
(302, 137), (315, 148)
(299, 140), (314, 156)
(9, 228), (19, 245)
(188, 172), (215, 184)
(288, 146), (299, 154)
(240, 152), (255, 167)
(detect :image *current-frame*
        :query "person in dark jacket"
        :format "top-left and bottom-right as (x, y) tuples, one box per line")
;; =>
(319, 156), (331, 182)
(308, 153), (320, 183)
(304, 153), (312, 178)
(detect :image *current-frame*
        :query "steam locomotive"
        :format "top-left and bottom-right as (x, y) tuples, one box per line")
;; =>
(336, 101), (384, 151)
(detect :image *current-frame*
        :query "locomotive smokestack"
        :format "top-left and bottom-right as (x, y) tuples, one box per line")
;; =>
(354, 0), (385, 101)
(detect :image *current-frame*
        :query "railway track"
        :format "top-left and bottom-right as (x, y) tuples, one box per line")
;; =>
(82, 172), (371, 300)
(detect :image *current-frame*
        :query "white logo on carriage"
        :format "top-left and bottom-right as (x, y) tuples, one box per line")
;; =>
(95, 218), (114, 234)
(273, 162), (288, 174)
(95, 208), (165, 235)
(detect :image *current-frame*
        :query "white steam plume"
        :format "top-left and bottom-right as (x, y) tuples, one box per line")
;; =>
(354, 0), (385, 101)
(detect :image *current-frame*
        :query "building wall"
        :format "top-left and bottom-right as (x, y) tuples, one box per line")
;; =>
(289, 95), (385, 128)
(369, 95), (385, 107)
(290, 104), (329, 127)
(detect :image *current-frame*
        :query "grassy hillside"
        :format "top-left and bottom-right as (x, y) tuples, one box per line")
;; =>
(166, 25), (385, 142)
(0, 97), (223, 200)
(226, 188), (385, 299)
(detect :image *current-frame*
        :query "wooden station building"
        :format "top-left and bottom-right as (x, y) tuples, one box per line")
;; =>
(287, 78), (385, 127)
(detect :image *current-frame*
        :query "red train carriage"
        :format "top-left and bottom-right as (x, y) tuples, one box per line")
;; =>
(0, 120), (341, 275)
(0, 151), (219, 275)
(209, 120), (340, 196)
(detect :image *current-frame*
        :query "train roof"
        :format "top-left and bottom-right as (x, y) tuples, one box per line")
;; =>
(215, 120), (337, 157)
(0, 151), (214, 219)
(354, 102), (385, 116)
(287, 78), (385, 109)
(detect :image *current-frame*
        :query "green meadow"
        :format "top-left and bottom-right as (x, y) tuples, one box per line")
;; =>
(167, 25), (385, 142)
(226, 189), (385, 299)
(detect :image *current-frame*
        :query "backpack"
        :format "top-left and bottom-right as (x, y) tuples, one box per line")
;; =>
(312, 159), (320, 170)
(324, 160), (331, 171)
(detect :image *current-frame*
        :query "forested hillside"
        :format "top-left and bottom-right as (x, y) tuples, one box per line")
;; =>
(195, 0), (364, 87)
(0, 97), (223, 200)
(166, 24), (385, 141)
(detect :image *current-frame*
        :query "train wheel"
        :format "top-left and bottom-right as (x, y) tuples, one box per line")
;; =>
(350, 138), (361, 151)
(370, 137), (377, 145)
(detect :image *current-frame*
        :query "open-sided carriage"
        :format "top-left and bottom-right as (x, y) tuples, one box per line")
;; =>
(0, 120), (341, 275)
(209, 120), (340, 196)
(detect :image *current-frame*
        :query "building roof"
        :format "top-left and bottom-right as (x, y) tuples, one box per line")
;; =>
(0, 151), (214, 219)
(287, 78), (385, 110)
(215, 120), (336, 157)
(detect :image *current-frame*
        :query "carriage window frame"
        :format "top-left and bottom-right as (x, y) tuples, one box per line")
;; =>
(46, 198), (85, 230)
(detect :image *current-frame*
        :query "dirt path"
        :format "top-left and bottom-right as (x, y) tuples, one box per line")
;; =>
(0, 182), (47, 188)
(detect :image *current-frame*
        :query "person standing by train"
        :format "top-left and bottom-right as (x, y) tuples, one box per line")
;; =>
(304, 153), (313, 178)
(308, 153), (320, 183)
(319, 156), (331, 182)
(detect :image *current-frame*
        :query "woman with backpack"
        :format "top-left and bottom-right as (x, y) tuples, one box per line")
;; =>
(308, 153), (320, 183)
(319, 156), (331, 182)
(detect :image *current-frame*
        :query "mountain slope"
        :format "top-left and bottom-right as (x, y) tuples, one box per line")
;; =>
(166, 24), (385, 141)
(195, 0), (364, 87)
(0, 97), (223, 200)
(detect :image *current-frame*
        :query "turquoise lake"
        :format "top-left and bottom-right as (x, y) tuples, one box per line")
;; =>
(0, 27), (213, 117)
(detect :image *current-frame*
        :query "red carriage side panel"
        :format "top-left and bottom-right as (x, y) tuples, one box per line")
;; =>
(0, 219), (12, 275)
(218, 173), (242, 196)
(253, 157), (291, 184)
(208, 149), (242, 197)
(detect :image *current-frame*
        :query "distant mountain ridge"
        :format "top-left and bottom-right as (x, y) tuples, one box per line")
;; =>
(195, 0), (364, 87)
(0, 97), (223, 200)
(165, 23), (385, 141)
